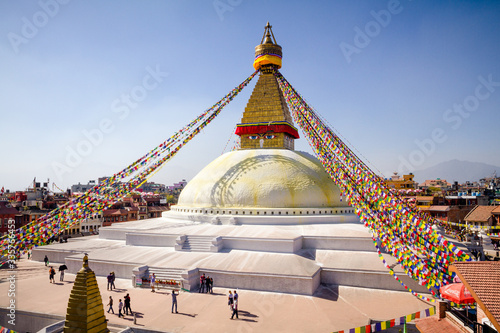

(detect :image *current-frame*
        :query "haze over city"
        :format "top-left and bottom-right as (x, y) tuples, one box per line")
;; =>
(1, 0), (499, 191)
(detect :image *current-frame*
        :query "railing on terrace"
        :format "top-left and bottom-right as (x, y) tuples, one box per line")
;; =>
(450, 307), (479, 332)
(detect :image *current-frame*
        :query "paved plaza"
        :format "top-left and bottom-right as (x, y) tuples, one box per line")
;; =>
(0, 255), (436, 333)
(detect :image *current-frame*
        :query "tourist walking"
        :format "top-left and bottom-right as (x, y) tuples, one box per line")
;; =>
(231, 298), (239, 319)
(208, 276), (213, 293)
(58, 264), (67, 282)
(124, 293), (132, 315)
(234, 290), (238, 302)
(118, 299), (124, 318)
(107, 272), (113, 290)
(44, 255), (49, 266)
(171, 290), (178, 313)
(107, 296), (114, 314)
(27, 251), (31, 260)
(111, 272), (116, 290)
(228, 290), (233, 310)
(49, 266), (56, 283)
(150, 273), (156, 292)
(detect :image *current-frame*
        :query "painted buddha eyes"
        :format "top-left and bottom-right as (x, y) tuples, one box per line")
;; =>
(248, 135), (275, 140)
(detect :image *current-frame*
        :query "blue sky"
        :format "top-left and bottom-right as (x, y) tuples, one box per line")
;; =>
(1, 0), (499, 191)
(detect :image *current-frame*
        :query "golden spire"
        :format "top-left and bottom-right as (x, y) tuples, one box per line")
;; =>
(261, 22), (277, 44)
(64, 255), (109, 333)
(235, 23), (299, 150)
(253, 22), (282, 71)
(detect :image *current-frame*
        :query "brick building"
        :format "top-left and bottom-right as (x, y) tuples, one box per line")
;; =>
(102, 194), (169, 226)
(421, 205), (473, 224)
(0, 200), (20, 236)
(419, 178), (453, 191)
(384, 173), (418, 190)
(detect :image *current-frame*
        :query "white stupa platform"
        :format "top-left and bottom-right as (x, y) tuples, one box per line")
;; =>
(32, 216), (430, 296)
(31, 150), (434, 296)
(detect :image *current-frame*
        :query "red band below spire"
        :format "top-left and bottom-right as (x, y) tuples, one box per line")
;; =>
(235, 121), (299, 139)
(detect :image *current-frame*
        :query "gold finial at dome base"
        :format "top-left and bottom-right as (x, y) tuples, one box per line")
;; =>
(83, 253), (89, 268)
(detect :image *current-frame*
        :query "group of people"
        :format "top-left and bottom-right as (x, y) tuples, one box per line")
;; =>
(107, 272), (116, 290)
(46, 255), (68, 283)
(47, 261), (242, 320)
(198, 273), (214, 293)
(470, 249), (482, 261)
(200, 273), (239, 319)
(42, 257), (186, 319)
(107, 293), (133, 318)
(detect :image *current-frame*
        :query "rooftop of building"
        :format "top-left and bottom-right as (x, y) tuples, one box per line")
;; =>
(464, 205), (497, 222)
(415, 196), (436, 201)
(451, 261), (500, 332)
(0, 201), (19, 215)
(427, 205), (451, 212)
(419, 179), (453, 187)
(103, 209), (130, 216)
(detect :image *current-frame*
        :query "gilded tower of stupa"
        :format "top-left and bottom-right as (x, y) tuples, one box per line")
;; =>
(64, 255), (108, 333)
(235, 22), (299, 150)
(172, 23), (345, 212)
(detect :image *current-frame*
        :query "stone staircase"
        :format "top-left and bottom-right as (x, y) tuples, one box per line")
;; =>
(180, 235), (216, 252)
(133, 265), (199, 292)
(148, 267), (185, 282)
(148, 267), (185, 289)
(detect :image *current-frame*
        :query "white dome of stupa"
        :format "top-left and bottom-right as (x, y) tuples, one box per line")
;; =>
(176, 149), (347, 209)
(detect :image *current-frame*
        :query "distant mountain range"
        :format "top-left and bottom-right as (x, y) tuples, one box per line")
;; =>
(413, 160), (500, 184)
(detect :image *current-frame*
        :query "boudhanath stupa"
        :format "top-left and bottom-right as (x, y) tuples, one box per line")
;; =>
(32, 23), (429, 296)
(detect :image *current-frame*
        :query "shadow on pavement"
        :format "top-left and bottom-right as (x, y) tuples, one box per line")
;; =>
(175, 312), (197, 318)
(109, 288), (128, 293)
(239, 310), (258, 318)
(238, 318), (257, 323)
(130, 311), (143, 319)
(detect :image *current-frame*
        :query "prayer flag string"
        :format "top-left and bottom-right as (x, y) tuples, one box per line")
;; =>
(0, 70), (258, 260)
(273, 69), (469, 301)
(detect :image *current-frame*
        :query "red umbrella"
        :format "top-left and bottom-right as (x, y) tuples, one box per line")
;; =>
(440, 283), (475, 304)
